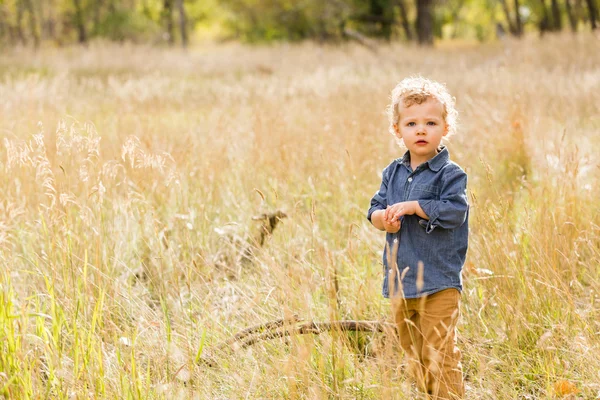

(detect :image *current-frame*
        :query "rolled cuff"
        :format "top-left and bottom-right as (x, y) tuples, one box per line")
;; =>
(367, 205), (384, 222)
(418, 199), (439, 233)
(367, 193), (387, 222)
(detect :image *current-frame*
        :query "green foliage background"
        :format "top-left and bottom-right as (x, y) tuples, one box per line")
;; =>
(0, 0), (597, 45)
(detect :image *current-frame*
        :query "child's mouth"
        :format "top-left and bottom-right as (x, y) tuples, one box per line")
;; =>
(415, 140), (428, 145)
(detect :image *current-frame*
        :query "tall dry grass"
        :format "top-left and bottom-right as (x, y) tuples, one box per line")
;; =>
(0, 34), (599, 398)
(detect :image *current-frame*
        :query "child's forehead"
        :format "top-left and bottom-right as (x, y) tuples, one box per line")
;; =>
(401, 93), (442, 106)
(398, 96), (445, 117)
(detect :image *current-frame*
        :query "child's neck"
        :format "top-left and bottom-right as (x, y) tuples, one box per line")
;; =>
(410, 149), (439, 170)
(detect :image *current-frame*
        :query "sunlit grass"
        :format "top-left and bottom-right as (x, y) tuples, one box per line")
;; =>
(1, 33), (599, 398)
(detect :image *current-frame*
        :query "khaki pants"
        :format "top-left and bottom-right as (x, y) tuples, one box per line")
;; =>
(393, 288), (464, 399)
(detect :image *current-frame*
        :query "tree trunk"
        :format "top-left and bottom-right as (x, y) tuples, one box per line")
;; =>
(575, 0), (586, 20)
(162, 0), (175, 45)
(396, 0), (413, 40)
(566, 0), (578, 31)
(415, 0), (434, 45)
(514, 0), (523, 35)
(39, 0), (46, 40)
(0, 8), (5, 42)
(23, 0), (39, 47)
(500, 0), (517, 35)
(538, 0), (552, 34)
(551, 0), (563, 30)
(585, 0), (598, 29)
(176, 0), (187, 47)
(16, 1), (26, 45)
(73, 0), (87, 43)
(41, 0), (57, 41)
(368, 0), (393, 40)
(93, 0), (105, 34)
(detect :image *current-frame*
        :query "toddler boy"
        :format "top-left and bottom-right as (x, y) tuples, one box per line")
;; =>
(367, 77), (469, 399)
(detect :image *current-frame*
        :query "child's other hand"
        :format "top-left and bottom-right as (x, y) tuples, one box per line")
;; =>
(385, 201), (417, 222)
(382, 206), (401, 233)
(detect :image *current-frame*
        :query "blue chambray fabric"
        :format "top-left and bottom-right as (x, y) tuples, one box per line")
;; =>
(367, 146), (469, 299)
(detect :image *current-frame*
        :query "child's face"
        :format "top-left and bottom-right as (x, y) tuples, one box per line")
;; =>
(394, 97), (448, 163)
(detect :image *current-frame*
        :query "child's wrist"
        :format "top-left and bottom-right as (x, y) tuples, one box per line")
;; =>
(410, 201), (419, 214)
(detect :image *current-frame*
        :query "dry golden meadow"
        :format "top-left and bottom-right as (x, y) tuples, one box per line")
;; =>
(1, 33), (599, 399)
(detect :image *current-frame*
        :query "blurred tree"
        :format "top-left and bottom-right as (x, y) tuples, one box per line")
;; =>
(310, 0), (352, 41)
(416, 0), (434, 44)
(514, 0), (523, 34)
(42, 0), (58, 41)
(537, 0), (552, 33)
(72, 0), (87, 43)
(500, 0), (520, 35)
(448, 0), (498, 41)
(349, 0), (399, 40)
(177, 0), (188, 47)
(22, 0), (39, 47)
(91, 0), (103, 32)
(565, 0), (577, 31)
(0, 6), (5, 42)
(16, 0), (26, 44)
(551, 0), (562, 29)
(446, 0), (466, 39)
(343, 0), (422, 44)
(0, 0), (598, 46)
(221, 0), (344, 42)
(162, 0), (175, 44)
(396, 0), (413, 40)
(92, 5), (159, 42)
(585, 0), (598, 28)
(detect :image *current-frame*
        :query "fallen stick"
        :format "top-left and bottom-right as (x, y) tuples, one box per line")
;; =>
(199, 319), (396, 367)
(239, 320), (397, 349)
(199, 316), (302, 367)
(220, 315), (303, 348)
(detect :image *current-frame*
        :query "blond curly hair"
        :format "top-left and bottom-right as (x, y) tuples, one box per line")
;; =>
(387, 76), (458, 140)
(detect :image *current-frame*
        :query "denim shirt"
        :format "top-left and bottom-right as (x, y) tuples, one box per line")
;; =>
(367, 146), (469, 299)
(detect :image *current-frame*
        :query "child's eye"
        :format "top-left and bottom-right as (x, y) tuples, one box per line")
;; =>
(427, 121), (436, 126)
(407, 122), (416, 127)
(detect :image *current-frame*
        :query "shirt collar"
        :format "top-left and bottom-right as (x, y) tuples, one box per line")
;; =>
(398, 145), (449, 172)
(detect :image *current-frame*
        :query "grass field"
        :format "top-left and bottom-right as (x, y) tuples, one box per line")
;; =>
(1, 34), (600, 399)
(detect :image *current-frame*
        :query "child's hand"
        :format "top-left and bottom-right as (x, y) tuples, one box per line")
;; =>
(385, 201), (418, 222)
(382, 206), (401, 233)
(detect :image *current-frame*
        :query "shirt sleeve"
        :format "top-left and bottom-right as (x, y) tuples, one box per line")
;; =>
(417, 166), (468, 233)
(367, 165), (390, 222)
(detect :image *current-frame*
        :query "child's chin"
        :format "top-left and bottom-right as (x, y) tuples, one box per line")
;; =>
(410, 146), (433, 153)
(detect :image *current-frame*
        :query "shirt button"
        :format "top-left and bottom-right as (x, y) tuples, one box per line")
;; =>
(408, 177), (413, 182)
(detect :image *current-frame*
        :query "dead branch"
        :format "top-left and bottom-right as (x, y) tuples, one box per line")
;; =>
(220, 315), (302, 348)
(238, 320), (397, 349)
(199, 319), (396, 367)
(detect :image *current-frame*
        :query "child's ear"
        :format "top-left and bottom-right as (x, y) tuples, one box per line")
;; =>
(443, 123), (449, 136)
(393, 124), (401, 137)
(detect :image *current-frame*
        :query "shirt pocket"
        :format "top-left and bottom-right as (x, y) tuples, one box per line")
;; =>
(415, 218), (456, 276)
(408, 183), (440, 201)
